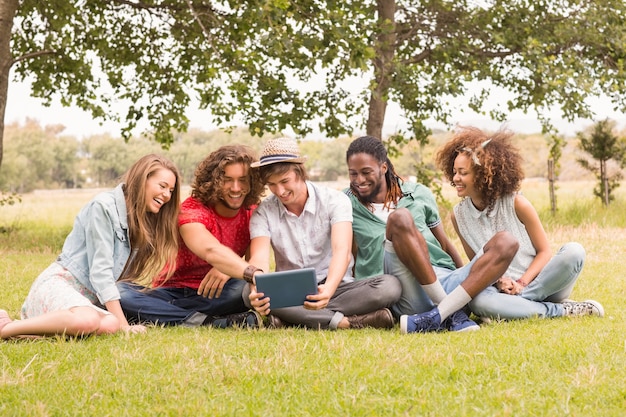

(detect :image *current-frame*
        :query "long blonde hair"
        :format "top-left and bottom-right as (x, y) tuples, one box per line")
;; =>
(121, 154), (180, 285)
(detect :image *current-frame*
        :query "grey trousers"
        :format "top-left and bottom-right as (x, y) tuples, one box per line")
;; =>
(244, 274), (401, 330)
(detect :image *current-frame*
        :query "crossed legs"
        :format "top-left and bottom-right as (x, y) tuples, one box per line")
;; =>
(385, 208), (518, 322)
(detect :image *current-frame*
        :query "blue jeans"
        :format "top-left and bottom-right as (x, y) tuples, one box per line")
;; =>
(384, 243), (480, 316)
(469, 242), (585, 319)
(118, 278), (247, 326)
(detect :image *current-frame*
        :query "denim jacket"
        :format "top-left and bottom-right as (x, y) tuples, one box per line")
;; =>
(56, 184), (131, 304)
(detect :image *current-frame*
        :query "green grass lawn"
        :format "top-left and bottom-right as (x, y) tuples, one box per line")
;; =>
(1, 183), (625, 416)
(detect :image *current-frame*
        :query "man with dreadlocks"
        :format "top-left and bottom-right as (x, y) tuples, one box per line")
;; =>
(345, 135), (519, 334)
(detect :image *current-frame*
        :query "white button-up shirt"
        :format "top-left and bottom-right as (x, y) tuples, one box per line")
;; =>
(250, 181), (354, 283)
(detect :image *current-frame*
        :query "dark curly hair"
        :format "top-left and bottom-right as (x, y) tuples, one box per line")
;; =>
(435, 126), (524, 213)
(191, 145), (265, 208)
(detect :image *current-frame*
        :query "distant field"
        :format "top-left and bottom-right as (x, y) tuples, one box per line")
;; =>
(1, 178), (624, 232)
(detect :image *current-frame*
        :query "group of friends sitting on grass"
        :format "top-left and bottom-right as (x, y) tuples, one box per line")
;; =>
(0, 127), (604, 340)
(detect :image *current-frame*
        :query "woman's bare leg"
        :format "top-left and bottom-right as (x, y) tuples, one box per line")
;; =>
(0, 306), (120, 339)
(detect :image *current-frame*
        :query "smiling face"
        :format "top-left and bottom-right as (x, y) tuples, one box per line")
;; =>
(214, 162), (250, 217)
(452, 153), (478, 200)
(347, 152), (388, 204)
(145, 168), (177, 213)
(265, 167), (308, 212)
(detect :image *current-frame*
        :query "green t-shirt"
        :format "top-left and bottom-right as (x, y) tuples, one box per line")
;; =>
(345, 182), (456, 279)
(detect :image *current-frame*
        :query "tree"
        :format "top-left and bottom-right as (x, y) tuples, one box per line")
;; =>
(2, 0), (626, 172)
(576, 119), (626, 206)
(546, 133), (564, 215)
(0, 119), (81, 191)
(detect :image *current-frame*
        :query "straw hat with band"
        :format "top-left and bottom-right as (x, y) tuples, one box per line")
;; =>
(251, 137), (307, 168)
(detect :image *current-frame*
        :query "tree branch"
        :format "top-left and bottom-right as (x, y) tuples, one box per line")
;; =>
(110, 0), (169, 11)
(11, 49), (56, 66)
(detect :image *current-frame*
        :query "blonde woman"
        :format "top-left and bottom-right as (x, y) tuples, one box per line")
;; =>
(0, 154), (181, 339)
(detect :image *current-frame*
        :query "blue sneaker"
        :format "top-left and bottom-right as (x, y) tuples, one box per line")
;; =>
(444, 310), (480, 332)
(400, 308), (445, 334)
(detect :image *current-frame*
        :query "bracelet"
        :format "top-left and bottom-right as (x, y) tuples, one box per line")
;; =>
(243, 265), (263, 284)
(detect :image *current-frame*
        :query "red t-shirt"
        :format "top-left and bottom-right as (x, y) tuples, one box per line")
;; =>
(154, 196), (254, 289)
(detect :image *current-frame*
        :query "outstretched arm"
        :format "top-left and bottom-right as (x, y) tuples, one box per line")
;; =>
(181, 223), (253, 276)
(105, 299), (145, 333)
(180, 223), (262, 298)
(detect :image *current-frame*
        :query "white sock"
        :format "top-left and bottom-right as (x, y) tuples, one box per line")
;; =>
(437, 286), (472, 322)
(421, 281), (447, 305)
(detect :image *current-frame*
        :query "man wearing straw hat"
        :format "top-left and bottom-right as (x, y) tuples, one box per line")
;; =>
(244, 137), (401, 330)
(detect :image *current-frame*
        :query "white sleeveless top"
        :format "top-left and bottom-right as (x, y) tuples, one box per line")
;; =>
(453, 193), (536, 279)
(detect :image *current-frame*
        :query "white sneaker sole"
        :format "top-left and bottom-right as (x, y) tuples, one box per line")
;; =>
(584, 299), (605, 317)
(399, 315), (409, 334)
(454, 322), (480, 332)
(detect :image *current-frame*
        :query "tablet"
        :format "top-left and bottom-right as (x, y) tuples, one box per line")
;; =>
(255, 267), (318, 309)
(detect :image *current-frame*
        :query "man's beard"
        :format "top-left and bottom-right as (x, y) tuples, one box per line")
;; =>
(353, 179), (382, 204)
(217, 191), (245, 211)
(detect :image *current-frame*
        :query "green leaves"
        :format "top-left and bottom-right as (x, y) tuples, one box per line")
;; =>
(576, 119), (626, 205)
(4, 0), (626, 160)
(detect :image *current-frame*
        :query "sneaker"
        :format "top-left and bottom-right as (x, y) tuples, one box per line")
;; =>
(267, 314), (285, 329)
(347, 308), (394, 329)
(562, 300), (604, 317)
(444, 310), (480, 332)
(400, 307), (445, 334)
(207, 311), (262, 328)
(0, 309), (13, 334)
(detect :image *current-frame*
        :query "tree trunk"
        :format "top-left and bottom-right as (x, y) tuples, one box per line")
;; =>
(0, 0), (19, 171)
(548, 159), (556, 214)
(366, 0), (396, 141)
(601, 159), (609, 206)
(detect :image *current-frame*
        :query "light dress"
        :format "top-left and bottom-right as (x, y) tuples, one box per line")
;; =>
(21, 263), (108, 319)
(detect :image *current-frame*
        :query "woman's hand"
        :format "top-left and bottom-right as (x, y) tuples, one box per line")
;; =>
(122, 324), (147, 334)
(495, 277), (524, 295)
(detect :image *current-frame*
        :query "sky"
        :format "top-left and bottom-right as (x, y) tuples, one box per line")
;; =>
(5, 78), (626, 140)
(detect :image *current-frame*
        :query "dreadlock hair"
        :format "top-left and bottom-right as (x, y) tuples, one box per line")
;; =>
(435, 126), (524, 213)
(191, 145), (265, 209)
(346, 135), (404, 209)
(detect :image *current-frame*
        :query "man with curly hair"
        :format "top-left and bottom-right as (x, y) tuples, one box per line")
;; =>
(118, 145), (267, 328)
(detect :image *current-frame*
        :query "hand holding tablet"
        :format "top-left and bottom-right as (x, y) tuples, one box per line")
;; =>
(254, 268), (318, 309)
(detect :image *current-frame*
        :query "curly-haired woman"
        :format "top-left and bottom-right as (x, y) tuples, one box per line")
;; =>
(435, 126), (603, 320)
